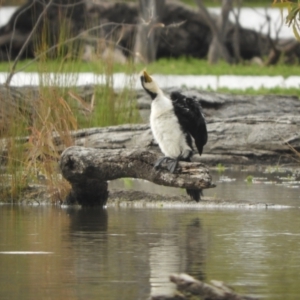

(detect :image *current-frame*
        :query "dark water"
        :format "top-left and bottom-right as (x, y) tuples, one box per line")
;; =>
(0, 169), (300, 300)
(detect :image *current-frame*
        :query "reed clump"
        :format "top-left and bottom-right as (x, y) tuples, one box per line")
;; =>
(0, 48), (140, 204)
(0, 84), (77, 203)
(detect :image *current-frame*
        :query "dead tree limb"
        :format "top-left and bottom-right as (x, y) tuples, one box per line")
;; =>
(151, 273), (258, 300)
(59, 146), (215, 206)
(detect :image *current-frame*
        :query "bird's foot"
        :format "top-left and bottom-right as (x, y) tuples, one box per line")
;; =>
(154, 157), (179, 173)
(167, 158), (179, 173)
(154, 156), (172, 169)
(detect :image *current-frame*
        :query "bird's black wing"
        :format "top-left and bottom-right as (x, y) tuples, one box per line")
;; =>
(170, 91), (207, 155)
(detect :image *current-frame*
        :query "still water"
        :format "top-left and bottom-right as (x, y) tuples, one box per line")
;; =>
(0, 170), (300, 300)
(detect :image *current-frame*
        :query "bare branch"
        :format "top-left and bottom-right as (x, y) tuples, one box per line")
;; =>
(5, 0), (54, 87)
(9, 22), (133, 75)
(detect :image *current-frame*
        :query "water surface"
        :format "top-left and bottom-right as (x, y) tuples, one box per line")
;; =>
(0, 170), (300, 300)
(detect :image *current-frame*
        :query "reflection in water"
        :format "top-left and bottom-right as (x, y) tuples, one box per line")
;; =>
(67, 207), (108, 232)
(149, 236), (179, 296)
(65, 208), (110, 300)
(148, 217), (207, 296)
(0, 204), (300, 300)
(185, 218), (206, 281)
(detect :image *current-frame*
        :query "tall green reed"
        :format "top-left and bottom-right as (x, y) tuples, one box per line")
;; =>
(0, 18), (140, 203)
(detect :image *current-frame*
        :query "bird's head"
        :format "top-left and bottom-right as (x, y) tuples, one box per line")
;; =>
(140, 70), (162, 100)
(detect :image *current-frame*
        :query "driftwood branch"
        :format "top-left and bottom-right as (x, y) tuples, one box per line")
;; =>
(59, 146), (215, 206)
(151, 273), (258, 300)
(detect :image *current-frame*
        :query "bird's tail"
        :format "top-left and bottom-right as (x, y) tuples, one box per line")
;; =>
(186, 188), (202, 202)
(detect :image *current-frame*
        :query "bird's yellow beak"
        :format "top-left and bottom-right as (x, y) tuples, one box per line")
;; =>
(143, 71), (152, 83)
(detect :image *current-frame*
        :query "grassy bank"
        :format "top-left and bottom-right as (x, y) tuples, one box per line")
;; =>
(1, 57), (299, 77)
(0, 62), (141, 203)
(1, 55), (298, 203)
(1, 54), (298, 204)
(0, 0), (294, 204)
(1, 57), (299, 96)
(1, 43), (299, 203)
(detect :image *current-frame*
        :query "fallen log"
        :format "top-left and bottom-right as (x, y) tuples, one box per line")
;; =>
(59, 146), (215, 206)
(151, 273), (258, 300)
(1, 85), (300, 165)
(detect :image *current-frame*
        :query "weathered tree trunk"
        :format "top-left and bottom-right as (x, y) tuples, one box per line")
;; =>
(231, 0), (242, 63)
(134, 0), (165, 63)
(151, 273), (258, 300)
(195, 0), (233, 64)
(59, 146), (214, 206)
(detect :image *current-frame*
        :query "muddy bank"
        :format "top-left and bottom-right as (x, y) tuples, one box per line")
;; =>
(17, 184), (293, 209)
(107, 189), (291, 209)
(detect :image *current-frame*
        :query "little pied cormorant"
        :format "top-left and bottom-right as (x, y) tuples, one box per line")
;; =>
(140, 71), (207, 202)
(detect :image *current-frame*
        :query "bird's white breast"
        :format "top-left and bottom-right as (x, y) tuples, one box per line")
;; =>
(150, 94), (191, 159)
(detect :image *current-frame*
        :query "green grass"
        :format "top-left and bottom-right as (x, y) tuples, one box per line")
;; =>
(0, 56), (141, 203)
(216, 163), (226, 173)
(1, 57), (299, 77)
(146, 58), (300, 77)
(2, 57), (300, 96)
(246, 175), (254, 183)
(0, 74), (141, 203)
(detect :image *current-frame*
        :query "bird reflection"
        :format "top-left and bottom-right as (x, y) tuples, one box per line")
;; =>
(185, 218), (206, 281)
(149, 216), (206, 296)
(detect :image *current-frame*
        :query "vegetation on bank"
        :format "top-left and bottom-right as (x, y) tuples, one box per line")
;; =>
(1, 57), (300, 77)
(1, 54), (299, 203)
(0, 59), (141, 203)
(0, 0), (298, 203)
(1, 57), (299, 96)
